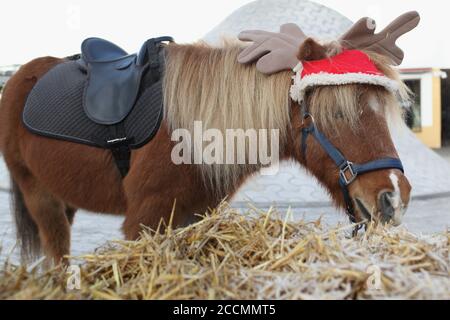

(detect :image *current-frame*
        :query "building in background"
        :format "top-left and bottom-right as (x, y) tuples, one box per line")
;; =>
(401, 68), (448, 148)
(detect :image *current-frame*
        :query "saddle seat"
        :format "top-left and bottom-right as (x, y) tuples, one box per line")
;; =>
(79, 36), (173, 125)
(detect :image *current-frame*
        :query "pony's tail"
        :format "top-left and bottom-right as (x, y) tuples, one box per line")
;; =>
(10, 178), (41, 262)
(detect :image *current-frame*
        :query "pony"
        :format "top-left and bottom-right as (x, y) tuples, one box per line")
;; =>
(0, 15), (417, 264)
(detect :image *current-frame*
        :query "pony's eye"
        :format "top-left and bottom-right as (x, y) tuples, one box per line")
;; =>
(334, 111), (344, 119)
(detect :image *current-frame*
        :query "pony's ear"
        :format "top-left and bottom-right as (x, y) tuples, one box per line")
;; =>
(297, 38), (327, 61)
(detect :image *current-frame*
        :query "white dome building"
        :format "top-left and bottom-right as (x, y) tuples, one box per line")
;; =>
(204, 0), (352, 44)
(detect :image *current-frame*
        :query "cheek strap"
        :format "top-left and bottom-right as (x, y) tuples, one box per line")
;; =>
(301, 112), (404, 232)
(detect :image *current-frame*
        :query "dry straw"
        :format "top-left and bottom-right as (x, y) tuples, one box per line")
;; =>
(0, 203), (448, 300)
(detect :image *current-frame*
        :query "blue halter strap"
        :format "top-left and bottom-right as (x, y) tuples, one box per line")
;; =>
(301, 112), (404, 231)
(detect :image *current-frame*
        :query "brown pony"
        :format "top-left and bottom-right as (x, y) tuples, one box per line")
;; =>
(0, 38), (412, 264)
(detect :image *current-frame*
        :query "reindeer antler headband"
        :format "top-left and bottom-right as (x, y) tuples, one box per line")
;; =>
(238, 23), (308, 74)
(237, 11), (420, 76)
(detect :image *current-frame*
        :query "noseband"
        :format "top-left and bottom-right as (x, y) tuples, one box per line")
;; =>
(300, 106), (404, 235)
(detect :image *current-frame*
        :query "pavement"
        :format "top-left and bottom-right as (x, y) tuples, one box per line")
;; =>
(1, 190), (448, 264)
(434, 146), (450, 162)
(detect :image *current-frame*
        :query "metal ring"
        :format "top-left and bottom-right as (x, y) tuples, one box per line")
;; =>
(302, 112), (316, 126)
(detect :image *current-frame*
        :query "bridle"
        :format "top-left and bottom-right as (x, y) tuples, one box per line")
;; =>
(299, 103), (404, 236)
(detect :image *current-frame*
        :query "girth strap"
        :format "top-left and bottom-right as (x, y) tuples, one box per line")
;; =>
(301, 112), (404, 227)
(103, 38), (170, 178)
(106, 123), (134, 178)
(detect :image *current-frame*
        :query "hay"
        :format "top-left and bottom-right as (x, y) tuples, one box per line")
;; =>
(0, 203), (449, 300)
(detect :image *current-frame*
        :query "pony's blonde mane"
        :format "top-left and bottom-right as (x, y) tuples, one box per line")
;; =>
(164, 42), (292, 135)
(163, 42), (292, 192)
(163, 41), (408, 192)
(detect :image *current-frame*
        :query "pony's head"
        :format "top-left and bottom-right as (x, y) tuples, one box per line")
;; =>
(288, 39), (411, 226)
(237, 12), (420, 226)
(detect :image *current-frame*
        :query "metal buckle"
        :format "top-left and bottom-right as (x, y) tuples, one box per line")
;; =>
(302, 112), (315, 125)
(340, 161), (357, 186)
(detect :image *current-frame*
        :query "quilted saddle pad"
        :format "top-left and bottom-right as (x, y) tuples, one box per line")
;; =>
(23, 60), (163, 149)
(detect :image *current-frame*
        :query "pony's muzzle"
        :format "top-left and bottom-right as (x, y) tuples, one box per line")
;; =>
(353, 170), (411, 226)
(378, 191), (406, 226)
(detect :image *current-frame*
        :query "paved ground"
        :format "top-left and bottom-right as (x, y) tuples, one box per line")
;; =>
(434, 146), (450, 162)
(1, 188), (449, 264)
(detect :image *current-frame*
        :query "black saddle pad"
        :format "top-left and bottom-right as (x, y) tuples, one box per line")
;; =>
(23, 60), (163, 149)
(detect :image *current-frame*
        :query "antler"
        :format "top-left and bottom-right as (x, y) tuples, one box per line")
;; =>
(237, 23), (307, 74)
(340, 11), (420, 65)
(237, 11), (420, 73)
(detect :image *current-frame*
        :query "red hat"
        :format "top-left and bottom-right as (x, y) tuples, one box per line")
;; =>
(290, 50), (399, 102)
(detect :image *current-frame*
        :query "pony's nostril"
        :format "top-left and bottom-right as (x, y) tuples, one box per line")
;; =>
(379, 192), (395, 219)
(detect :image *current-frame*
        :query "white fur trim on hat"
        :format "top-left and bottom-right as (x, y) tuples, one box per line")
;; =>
(290, 71), (400, 102)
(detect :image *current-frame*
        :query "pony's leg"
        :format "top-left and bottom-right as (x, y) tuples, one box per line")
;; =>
(122, 196), (179, 239)
(18, 178), (71, 265)
(121, 126), (217, 240)
(123, 184), (210, 239)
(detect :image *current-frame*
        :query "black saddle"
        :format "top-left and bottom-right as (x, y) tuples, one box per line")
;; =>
(79, 36), (173, 125)
(23, 36), (174, 177)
